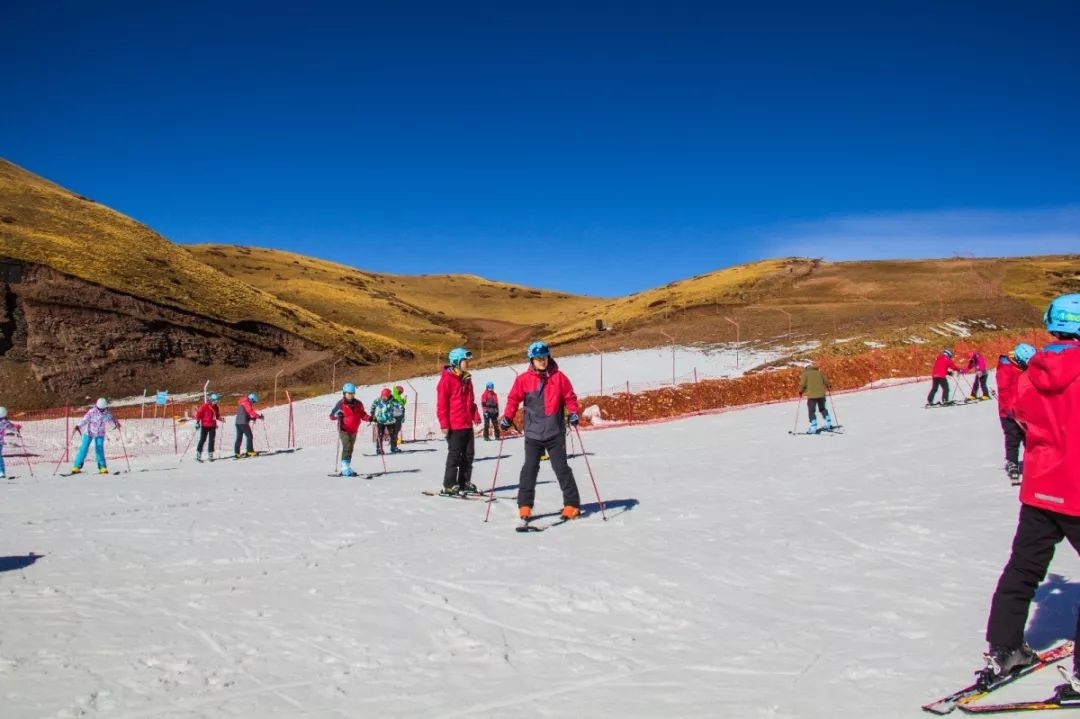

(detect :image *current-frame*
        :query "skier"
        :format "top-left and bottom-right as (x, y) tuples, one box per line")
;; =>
(499, 341), (583, 522)
(436, 347), (481, 495)
(981, 294), (1080, 695)
(0, 407), (22, 479)
(391, 385), (407, 445)
(798, 361), (833, 433)
(371, 388), (401, 454)
(481, 381), (500, 441)
(927, 349), (962, 406)
(968, 350), (992, 401)
(193, 393), (223, 461)
(234, 393), (263, 458)
(71, 398), (120, 474)
(996, 344), (1035, 484)
(328, 382), (370, 476)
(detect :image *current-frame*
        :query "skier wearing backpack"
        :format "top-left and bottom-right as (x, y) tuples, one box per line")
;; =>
(499, 341), (583, 522)
(980, 295), (1080, 695)
(234, 393), (263, 458)
(194, 393), (223, 461)
(0, 407), (22, 479)
(71, 398), (120, 474)
(927, 349), (962, 406)
(436, 347), (481, 494)
(328, 383), (370, 476)
(996, 344), (1034, 484)
(968, 351), (992, 401)
(481, 381), (500, 441)
(798, 361), (834, 433)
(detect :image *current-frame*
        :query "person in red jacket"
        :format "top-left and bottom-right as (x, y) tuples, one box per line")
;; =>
(926, 349), (962, 406)
(500, 341), (583, 523)
(328, 382), (370, 477)
(194, 393), (223, 461)
(436, 347), (481, 494)
(996, 344), (1035, 484)
(981, 295), (1080, 691)
(480, 381), (500, 441)
(234, 393), (263, 458)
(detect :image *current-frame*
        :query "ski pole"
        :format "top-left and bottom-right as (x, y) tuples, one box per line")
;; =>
(572, 426), (607, 521)
(116, 425), (132, 472)
(483, 435), (507, 523)
(15, 430), (34, 478)
(53, 430), (78, 475)
(826, 390), (840, 426)
(375, 425), (387, 474)
(792, 396), (802, 434)
(332, 431), (341, 474)
(178, 426), (198, 464)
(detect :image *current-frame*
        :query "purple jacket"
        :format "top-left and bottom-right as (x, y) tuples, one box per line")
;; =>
(0, 418), (17, 446)
(78, 407), (118, 438)
(968, 352), (987, 373)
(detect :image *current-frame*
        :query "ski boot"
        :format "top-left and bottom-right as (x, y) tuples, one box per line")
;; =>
(195, 451), (202, 462)
(824, 416), (835, 430)
(460, 482), (480, 495)
(439, 485), (460, 497)
(246, 451), (257, 458)
(98, 467), (110, 475)
(1056, 666), (1080, 703)
(340, 460), (357, 478)
(560, 506), (581, 520)
(208, 452), (214, 462)
(984, 643), (1039, 681)
(69, 467), (82, 475)
(807, 419), (819, 435)
(390, 446), (402, 454)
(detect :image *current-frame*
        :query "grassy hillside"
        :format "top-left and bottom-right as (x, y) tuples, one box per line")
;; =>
(0, 159), (398, 359)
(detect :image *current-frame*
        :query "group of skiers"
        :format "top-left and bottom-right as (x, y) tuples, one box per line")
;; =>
(326, 384), (409, 477)
(927, 348), (996, 407)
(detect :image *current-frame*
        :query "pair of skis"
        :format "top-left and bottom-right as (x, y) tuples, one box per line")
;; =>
(420, 489), (495, 502)
(788, 425), (844, 436)
(516, 510), (588, 532)
(923, 641), (1076, 714)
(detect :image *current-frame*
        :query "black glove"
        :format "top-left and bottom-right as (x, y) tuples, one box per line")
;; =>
(499, 417), (511, 431)
(568, 413), (579, 426)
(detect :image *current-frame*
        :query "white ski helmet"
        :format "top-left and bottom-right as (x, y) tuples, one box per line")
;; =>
(0, 406), (7, 419)
(96, 398), (109, 410)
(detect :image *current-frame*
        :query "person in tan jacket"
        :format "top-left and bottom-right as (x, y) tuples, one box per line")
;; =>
(798, 362), (834, 433)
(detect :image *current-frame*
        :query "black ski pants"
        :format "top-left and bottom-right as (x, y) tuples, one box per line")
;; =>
(987, 504), (1080, 665)
(376, 423), (398, 452)
(518, 435), (581, 510)
(443, 429), (475, 490)
(1000, 416), (1026, 466)
(482, 411), (501, 440)
(972, 372), (991, 398)
(234, 424), (254, 455)
(927, 377), (950, 404)
(196, 426), (216, 454)
(806, 397), (830, 423)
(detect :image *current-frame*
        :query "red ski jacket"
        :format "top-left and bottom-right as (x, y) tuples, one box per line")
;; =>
(436, 366), (480, 431)
(932, 354), (962, 379)
(1017, 340), (1080, 516)
(329, 397), (370, 434)
(194, 402), (222, 428)
(995, 356), (1023, 419)
(503, 359), (580, 442)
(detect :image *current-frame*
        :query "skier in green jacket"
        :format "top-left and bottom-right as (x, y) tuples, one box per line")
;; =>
(798, 362), (834, 433)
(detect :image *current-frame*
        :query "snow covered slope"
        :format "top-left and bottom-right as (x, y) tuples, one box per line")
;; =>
(1, 378), (1072, 718)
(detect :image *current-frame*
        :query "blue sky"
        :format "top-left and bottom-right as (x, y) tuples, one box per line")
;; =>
(2, 1), (1078, 296)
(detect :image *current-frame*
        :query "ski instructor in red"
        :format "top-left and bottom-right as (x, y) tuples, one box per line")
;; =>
(500, 341), (582, 522)
(981, 294), (1080, 697)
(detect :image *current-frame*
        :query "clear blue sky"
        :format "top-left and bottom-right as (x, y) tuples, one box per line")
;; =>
(3, 1), (1078, 296)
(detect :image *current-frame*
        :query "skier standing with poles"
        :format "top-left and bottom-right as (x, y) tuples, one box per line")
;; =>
(71, 398), (120, 475)
(481, 381), (500, 441)
(436, 348), (481, 495)
(927, 349), (962, 406)
(798, 361), (834, 434)
(328, 383), (370, 477)
(194, 393), (223, 462)
(996, 344), (1034, 485)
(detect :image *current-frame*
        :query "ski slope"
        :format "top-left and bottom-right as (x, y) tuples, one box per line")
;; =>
(2, 374), (1073, 718)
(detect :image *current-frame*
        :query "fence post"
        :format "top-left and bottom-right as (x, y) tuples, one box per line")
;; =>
(172, 416), (179, 455)
(64, 404), (71, 462)
(286, 390), (295, 448)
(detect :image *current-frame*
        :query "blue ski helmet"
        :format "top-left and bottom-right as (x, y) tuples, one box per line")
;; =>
(1044, 294), (1080, 338)
(209, 393), (220, 403)
(247, 393), (258, 403)
(527, 341), (551, 359)
(448, 347), (472, 367)
(342, 382), (357, 394)
(1013, 343), (1036, 366)
(942, 349), (953, 359)
(96, 397), (109, 410)
(486, 381), (494, 390)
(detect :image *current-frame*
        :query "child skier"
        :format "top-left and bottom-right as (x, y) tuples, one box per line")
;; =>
(371, 388), (401, 454)
(968, 351), (992, 401)
(798, 361), (833, 433)
(234, 393), (263, 458)
(996, 344), (1035, 484)
(436, 347), (481, 495)
(391, 385), (407, 445)
(71, 398), (120, 474)
(194, 393), (223, 461)
(499, 341), (583, 522)
(481, 381), (500, 441)
(0, 407), (22, 479)
(980, 295), (1080, 696)
(328, 382), (370, 476)
(927, 349), (962, 406)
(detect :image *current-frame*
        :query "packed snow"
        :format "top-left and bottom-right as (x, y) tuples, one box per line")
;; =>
(2, 357), (1075, 718)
